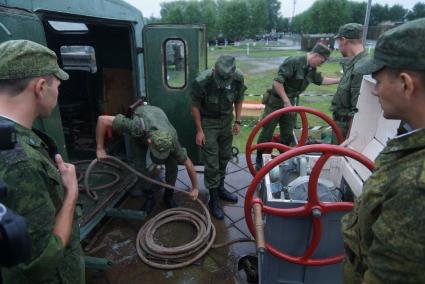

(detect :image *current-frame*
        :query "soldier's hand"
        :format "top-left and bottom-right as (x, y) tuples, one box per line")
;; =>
(232, 123), (241, 135)
(55, 154), (79, 200)
(196, 130), (205, 146)
(96, 148), (107, 160)
(283, 99), (292, 108)
(189, 187), (199, 200)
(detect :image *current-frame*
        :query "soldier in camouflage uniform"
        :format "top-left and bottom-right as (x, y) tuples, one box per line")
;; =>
(331, 23), (368, 143)
(96, 105), (199, 213)
(191, 55), (246, 219)
(256, 43), (340, 168)
(342, 18), (425, 283)
(0, 40), (84, 283)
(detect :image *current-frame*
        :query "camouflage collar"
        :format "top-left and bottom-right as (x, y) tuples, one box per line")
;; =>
(0, 116), (43, 148)
(346, 50), (367, 70)
(15, 124), (44, 148)
(383, 128), (425, 153)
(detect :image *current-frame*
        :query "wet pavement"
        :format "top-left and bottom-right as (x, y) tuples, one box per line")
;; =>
(84, 156), (256, 284)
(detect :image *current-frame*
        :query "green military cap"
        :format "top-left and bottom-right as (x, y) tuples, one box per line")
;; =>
(214, 55), (236, 88)
(0, 40), (69, 80)
(335, 23), (363, 39)
(311, 43), (331, 59)
(149, 130), (173, 160)
(356, 18), (425, 75)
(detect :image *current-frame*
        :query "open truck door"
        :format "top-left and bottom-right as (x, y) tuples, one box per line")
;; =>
(0, 6), (67, 159)
(142, 24), (207, 164)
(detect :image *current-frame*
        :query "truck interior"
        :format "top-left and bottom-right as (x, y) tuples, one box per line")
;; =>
(41, 16), (137, 159)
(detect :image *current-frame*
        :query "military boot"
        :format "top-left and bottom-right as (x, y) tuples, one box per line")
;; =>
(208, 188), (224, 220)
(255, 150), (263, 171)
(218, 178), (238, 203)
(163, 188), (178, 209)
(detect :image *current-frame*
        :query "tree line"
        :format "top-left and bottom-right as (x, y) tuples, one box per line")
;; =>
(144, 0), (425, 40)
(291, 0), (425, 34)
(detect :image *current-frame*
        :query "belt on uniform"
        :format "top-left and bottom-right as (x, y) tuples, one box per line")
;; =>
(201, 113), (228, 119)
(333, 114), (352, 122)
(272, 92), (295, 101)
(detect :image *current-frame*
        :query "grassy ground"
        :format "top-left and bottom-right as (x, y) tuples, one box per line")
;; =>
(207, 44), (343, 152)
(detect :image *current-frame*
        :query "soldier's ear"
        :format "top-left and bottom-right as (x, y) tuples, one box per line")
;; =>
(400, 72), (414, 101)
(33, 77), (47, 100)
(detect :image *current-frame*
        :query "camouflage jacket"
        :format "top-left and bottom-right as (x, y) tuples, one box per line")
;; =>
(112, 105), (187, 164)
(342, 128), (425, 284)
(271, 55), (323, 100)
(0, 116), (84, 284)
(330, 50), (367, 117)
(190, 69), (246, 119)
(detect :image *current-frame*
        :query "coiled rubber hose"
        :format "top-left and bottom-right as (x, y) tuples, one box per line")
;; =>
(84, 155), (253, 269)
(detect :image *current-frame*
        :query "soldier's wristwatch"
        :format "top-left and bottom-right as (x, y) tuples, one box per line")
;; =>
(234, 120), (241, 125)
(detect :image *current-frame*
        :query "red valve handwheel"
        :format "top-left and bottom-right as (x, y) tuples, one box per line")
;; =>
(244, 144), (374, 266)
(245, 106), (344, 176)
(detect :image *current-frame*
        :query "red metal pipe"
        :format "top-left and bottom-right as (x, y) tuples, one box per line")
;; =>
(244, 144), (374, 266)
(245, 106), (344, 176)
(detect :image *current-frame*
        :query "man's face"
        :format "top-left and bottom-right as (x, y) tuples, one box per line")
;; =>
(372, 68), (405, 120)
(39, 76), (61, 117)
(309, 53), (326, 68)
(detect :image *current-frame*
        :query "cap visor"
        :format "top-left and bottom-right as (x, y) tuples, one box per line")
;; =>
(355, 57), (385, 75)
(149, 145), (170, 160)
(55, 68), (69, 80)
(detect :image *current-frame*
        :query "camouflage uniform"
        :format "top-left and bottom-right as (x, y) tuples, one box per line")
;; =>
(257, 54), (324, 146)
(330, 50), (367, 140)
(331, 23), (366, 142)
(343, 18), (425, 283)
(190, 58), (246, 191)
(342, 129), (425, 283)
(112, 105), (188, 193)
(0, 117), (84, 284)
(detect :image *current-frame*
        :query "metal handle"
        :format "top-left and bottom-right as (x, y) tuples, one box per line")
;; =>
(253, 203), (265, 253)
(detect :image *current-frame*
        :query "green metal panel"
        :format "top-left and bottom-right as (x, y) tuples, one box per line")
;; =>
(0, 0), (147, 97)
(0, 6), (68, 159)
(143, 24), (207, 164)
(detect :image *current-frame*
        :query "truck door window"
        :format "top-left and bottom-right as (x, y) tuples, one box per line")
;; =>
(60, 46), (97, 73)
(48, 21), (88, 32)
(164, 39), (186, 89)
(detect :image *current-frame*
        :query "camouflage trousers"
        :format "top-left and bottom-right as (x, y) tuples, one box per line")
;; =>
(201, 116), (233, 189)
(257, 94), (296, 146)
(331, 117), (351, 144)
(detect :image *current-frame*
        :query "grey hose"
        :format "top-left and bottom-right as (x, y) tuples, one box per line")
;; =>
(83, 155), (254, 269)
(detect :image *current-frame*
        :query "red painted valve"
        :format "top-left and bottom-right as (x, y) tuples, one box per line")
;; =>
(245, 106), (344, 176)
(244, 144), (374, 266)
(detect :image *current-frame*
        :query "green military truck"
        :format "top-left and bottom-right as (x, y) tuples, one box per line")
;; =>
(0, 0), (208, 260)
(0, 0), (206, 164)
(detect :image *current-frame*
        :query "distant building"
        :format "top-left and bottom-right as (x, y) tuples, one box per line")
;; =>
(301, 33), (335, 51)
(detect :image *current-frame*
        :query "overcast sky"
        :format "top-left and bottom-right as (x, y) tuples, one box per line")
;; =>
(124, 0), (421, 18)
